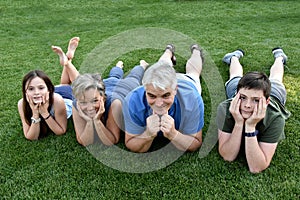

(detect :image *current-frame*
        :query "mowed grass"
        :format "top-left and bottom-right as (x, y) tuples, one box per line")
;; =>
(0, 0), (299, 199)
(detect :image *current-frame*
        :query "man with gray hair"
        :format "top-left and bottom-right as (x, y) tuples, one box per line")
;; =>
(123, 44), (205, 152)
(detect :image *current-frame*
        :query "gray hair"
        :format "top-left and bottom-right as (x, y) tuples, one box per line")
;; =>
(142, 60), (177, 90)
(72, 73), (106, 100)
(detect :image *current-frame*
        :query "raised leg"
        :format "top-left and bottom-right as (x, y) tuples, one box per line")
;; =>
(66, 37), (80, 60)
(52, 45), (79, 84)
(186, 44), (203, 78)
(229, 57), (243, 80)
(222, 49), (244, 80)
(269, 48), (287, 83)
(158, 44), (175, 67)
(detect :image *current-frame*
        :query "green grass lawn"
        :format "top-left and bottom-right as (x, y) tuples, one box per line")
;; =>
(0, 0), (299, 199)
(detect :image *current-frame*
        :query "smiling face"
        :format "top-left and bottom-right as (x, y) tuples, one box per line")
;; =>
(78, 88), (103, 118)
(25, 77), (49, 104)
(238, 88), (266, 119)
(145, 84), (176, 115)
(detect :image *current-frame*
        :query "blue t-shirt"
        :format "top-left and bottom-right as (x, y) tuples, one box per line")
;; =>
(123, 79), (204, 136)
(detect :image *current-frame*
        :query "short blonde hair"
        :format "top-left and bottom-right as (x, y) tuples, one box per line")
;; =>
(72, 73), (106, 101)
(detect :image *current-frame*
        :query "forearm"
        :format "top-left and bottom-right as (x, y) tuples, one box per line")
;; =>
(126, 132), (155, 153)
(245, 137), (269, 173)
(24, 123), (40, 140)
(169, 131), (202, 152)
(40, 112), (67, 135)
(43, 115), (67, 135)
(76, 121), (95, 146)
(24, 112), (41, 140)
(219, 124), (243, 161)
(93, 119), (116, 146)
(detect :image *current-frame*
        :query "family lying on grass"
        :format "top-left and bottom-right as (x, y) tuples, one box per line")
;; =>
(18, 37), (290, 173)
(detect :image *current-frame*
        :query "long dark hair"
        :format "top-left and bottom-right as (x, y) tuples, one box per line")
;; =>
(22, 70), (55, 137)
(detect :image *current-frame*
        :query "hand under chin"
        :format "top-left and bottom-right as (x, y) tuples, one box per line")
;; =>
(153, 107), (168, 116)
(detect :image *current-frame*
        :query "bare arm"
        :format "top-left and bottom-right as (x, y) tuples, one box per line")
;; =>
(168, 130), (202, 152)
(218, 124), (243, 161)
(125, 131), (156, 153)
(245, 138), (278, 173)
(125, 114), (160, 152)
(72, 107), (95, 146)
(244, 96), (275, 173)
(92, 98), (117, 145)
(93, 118), (117, 146)
(160, 114), (202, 152)
(125, 111), (203, 152)
(105, 100), (123, 143)
(218, 93), (245, 161)
(42, 94), (67, 135)
(73, 101), (117, 146)
(126, 129), (202, 153)
(18, 99), (40, 140)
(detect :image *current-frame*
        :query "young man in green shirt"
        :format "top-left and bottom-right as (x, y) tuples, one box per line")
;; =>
(217, 47), (290, 173)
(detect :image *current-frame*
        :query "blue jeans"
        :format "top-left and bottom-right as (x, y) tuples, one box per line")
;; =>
(225, 76), (287, 105)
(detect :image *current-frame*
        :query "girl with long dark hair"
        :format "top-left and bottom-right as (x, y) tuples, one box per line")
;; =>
(17, 37), (80, 140)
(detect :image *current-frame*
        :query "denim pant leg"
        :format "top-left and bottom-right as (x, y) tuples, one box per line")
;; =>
(225, 76), (242, 99)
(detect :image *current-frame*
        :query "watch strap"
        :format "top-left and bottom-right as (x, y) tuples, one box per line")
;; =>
(244, 130), (259, 137)
(31, 117), (41, 124)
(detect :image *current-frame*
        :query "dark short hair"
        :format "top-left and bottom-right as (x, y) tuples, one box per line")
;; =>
(237, 71), (271, 98)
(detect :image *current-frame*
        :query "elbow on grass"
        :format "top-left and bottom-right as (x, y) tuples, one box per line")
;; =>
(76, 136), (117, 147)
(220, 153), (236, 162)
(223, 157), (235, 162)
(125, 144), (148, 153)
(189, 142), (202, 152)
(249, 167), (264, 174)
(25, 134), (39, 141)
(54, 131), (66, 136)
(102, 139), (117, 147)
(249, 168), (262, 174)
(218, 147), (237, 162)
(185, 145), (201, 152)
(248, 165), (268, 174)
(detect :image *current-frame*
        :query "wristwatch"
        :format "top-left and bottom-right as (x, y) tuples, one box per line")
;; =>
(31, 117), (41, 124)
(244, 130), (259, 137)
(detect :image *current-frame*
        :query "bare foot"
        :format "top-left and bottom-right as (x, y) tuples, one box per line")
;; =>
(66, 37), (80, 60)
(140, 60), (149, 69)
(116, 61), (124, 69)
(51, 46), (68, 66)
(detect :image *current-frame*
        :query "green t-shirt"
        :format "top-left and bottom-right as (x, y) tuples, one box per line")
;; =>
(217, 97), (290, 143)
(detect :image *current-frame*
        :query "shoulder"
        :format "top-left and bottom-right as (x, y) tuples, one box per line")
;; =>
(125, 86), (145, 103)
(53, 93), (64, 102)
(177, 80), (198, 93)
(267, 97), (291, 119)
(263, 97), (290, 125)
(176, 80), (203, 107)
(53, 93), (66, 111)
(17, 98), (24, 113)
(217, 99), (231, 112)
(217, 99), (234, 131)
(124, 86), (147, 115)
(18, 98), (23, 107)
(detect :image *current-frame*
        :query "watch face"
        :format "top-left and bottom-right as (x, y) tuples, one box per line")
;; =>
(31, 117), (41, 123)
